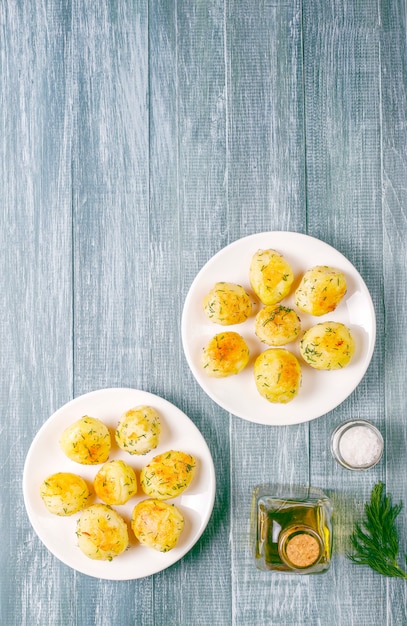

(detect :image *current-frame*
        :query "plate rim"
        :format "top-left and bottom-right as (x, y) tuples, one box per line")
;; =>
(23, 387), (216, 580)
(181, 231), (376, 425)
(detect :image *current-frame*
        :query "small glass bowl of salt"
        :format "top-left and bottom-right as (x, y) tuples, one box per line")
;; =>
(330, 419), (384, 470)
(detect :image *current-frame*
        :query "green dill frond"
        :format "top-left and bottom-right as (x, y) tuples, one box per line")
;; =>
(347, 482), (407, 579)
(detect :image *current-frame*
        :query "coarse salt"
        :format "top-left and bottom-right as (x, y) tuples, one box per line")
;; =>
(339, 425), (382, 467)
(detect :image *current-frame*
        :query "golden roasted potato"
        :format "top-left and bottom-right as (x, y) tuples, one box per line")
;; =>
(201, 331), (250, 377)
(115, 405), (161, 455)
(131, 499), (184, 552)
(140, 450), (196, 500)
(40, 472), (90, 516)
(255, 305), (301, 346)
(59, 416), (111, 465)
(93, 460), (137, 505)
(203, 282), (252, 325)
(76, 504), (129, 561)
(299, 321), (355, 370)
(295, 266), (347, 316)
(254, 348), (301, 403)
(249, 249), (294, 305)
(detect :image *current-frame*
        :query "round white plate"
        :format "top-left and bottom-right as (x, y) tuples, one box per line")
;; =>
(23, 388), (216, 580)
(181, 232), (376, 425)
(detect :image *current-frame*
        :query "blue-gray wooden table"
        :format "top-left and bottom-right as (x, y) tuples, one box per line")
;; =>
(1, 1), (407, 625)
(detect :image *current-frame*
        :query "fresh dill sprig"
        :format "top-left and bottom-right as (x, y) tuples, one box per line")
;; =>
(347, 482), (407, 579)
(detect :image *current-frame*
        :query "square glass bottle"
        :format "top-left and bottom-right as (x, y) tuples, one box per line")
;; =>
(251, 485), (333, 574)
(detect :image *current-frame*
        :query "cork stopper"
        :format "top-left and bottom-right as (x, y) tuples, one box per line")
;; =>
(285, 533), (321, 567)
(278, 525), (323, 570)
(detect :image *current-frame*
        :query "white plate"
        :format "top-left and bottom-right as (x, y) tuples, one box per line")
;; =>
(181, 232), (376, 425)
(23, 388), (216, 580)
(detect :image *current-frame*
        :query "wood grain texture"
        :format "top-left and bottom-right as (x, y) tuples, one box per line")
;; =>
(226, 2), (314, 624)
(380, 0), (407, 622)
(0, 1), (74, 625)
(149, 3), (232, 625)
(303, 1), (389, 623)
(72, 2), (153, 625)
(2, 0), (407, 624)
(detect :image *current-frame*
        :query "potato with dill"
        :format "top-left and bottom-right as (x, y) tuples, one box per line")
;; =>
(93, 460), (137, 505)
(140, 450), (196, 500)
(254, 348), (302, 404)
(76, 503), (129, 561)
(299, 321), (355, 370)
(40, 472), (90, 516)
(295, 266), (347, 316)
(203, 282), (252, 325)
(201, 331), (249, 377)
(59, 416), (111, 465)
(255, 305), (301, 346)
(115, 405), (161, 455)
(249, 249), (294, 305)
(131, 499), (184, 552)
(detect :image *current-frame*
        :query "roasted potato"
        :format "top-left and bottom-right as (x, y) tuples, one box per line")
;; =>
(131, 499), (184, 552)
(295, 266), (347, 316)
(76, 504), (129, 561)
(203, 282), (252, 325)
(201, 331), (250, 377)
(254, 348), (302, 403)
(115, 405), (161, 455)
(140, 450), (196, 500)
(299, 321), (355, 370)
(249, 249), (294, 305)
(40, 472), (90, 516)
(93, 460), (137, 505)
(59, 416), (111, 465)
(255, 305), (301, 346)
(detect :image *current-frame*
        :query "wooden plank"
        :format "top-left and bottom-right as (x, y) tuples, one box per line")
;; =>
(380, 0), (407, 621)
(302, 0), (399, 623)
(226, 0), (306, 230)
(72, 0), (151, 392)
(148, 2), (232, 624)
(226, 2), (312, 624)
(0, 1), (74, 625)
(71, 2), (153, 624)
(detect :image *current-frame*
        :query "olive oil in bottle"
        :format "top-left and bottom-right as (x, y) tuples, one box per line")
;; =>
(251, 485), (333, 574)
